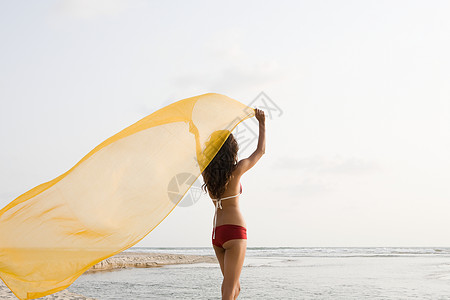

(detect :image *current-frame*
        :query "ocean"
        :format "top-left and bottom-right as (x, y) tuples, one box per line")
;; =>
(68, 247), (450, 299)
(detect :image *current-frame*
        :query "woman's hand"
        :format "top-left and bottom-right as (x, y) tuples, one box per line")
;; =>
(254, 108), (265, 124)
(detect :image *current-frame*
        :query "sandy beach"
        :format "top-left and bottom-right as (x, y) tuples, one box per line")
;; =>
(0, 252), (217, 299)
(85, 251), (217, 273)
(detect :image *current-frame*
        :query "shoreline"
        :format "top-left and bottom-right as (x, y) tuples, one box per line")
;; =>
(85, 251), (218, 273)
(0, 252), (217, 299)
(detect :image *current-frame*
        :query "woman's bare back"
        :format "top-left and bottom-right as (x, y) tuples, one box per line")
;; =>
(208, 169), (246, 228)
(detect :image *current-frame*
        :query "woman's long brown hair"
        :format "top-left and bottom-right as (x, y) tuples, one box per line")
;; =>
(201, 133), (239, 199)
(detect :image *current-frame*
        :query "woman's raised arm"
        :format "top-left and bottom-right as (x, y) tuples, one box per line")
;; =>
(236, 108), (265, 176)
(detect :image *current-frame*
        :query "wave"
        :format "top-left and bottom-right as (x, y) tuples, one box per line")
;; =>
(128, 247), (450, 258)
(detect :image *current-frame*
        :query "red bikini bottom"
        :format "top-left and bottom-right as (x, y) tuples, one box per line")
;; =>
(212, 224), (247, 248)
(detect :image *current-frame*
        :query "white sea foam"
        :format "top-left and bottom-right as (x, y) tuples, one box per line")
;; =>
(125, 246), (450, 258)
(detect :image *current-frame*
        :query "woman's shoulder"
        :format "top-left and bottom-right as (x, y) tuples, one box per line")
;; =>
(231, 166), (243, 181)
(234, 160), (245, 174)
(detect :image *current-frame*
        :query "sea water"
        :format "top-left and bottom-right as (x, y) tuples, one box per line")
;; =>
(68, 247), (450, 299)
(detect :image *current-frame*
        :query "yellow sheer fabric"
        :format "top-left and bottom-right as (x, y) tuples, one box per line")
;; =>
(0, 93), (255, 300)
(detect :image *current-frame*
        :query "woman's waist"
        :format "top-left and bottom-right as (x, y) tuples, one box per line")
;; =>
(214, 220), (247, 228)
(214, 211), (246, 228)
(214, 224), (247, 231)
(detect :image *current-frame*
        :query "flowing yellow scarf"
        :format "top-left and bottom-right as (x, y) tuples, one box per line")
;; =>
(0, 93), (255, 299)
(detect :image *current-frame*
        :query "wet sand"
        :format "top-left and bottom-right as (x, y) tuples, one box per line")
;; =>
(0, 282), (96, 300)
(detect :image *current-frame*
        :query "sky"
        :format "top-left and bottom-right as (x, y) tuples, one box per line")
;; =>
(0, 0), (449, 247)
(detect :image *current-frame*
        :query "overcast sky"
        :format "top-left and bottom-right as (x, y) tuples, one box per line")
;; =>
(1, 0), (449, 247)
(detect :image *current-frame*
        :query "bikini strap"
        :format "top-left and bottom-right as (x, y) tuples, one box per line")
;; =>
(211, 192), (241, 201)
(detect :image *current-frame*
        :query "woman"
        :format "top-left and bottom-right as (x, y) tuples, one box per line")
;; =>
(201, 108), (265, 299)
